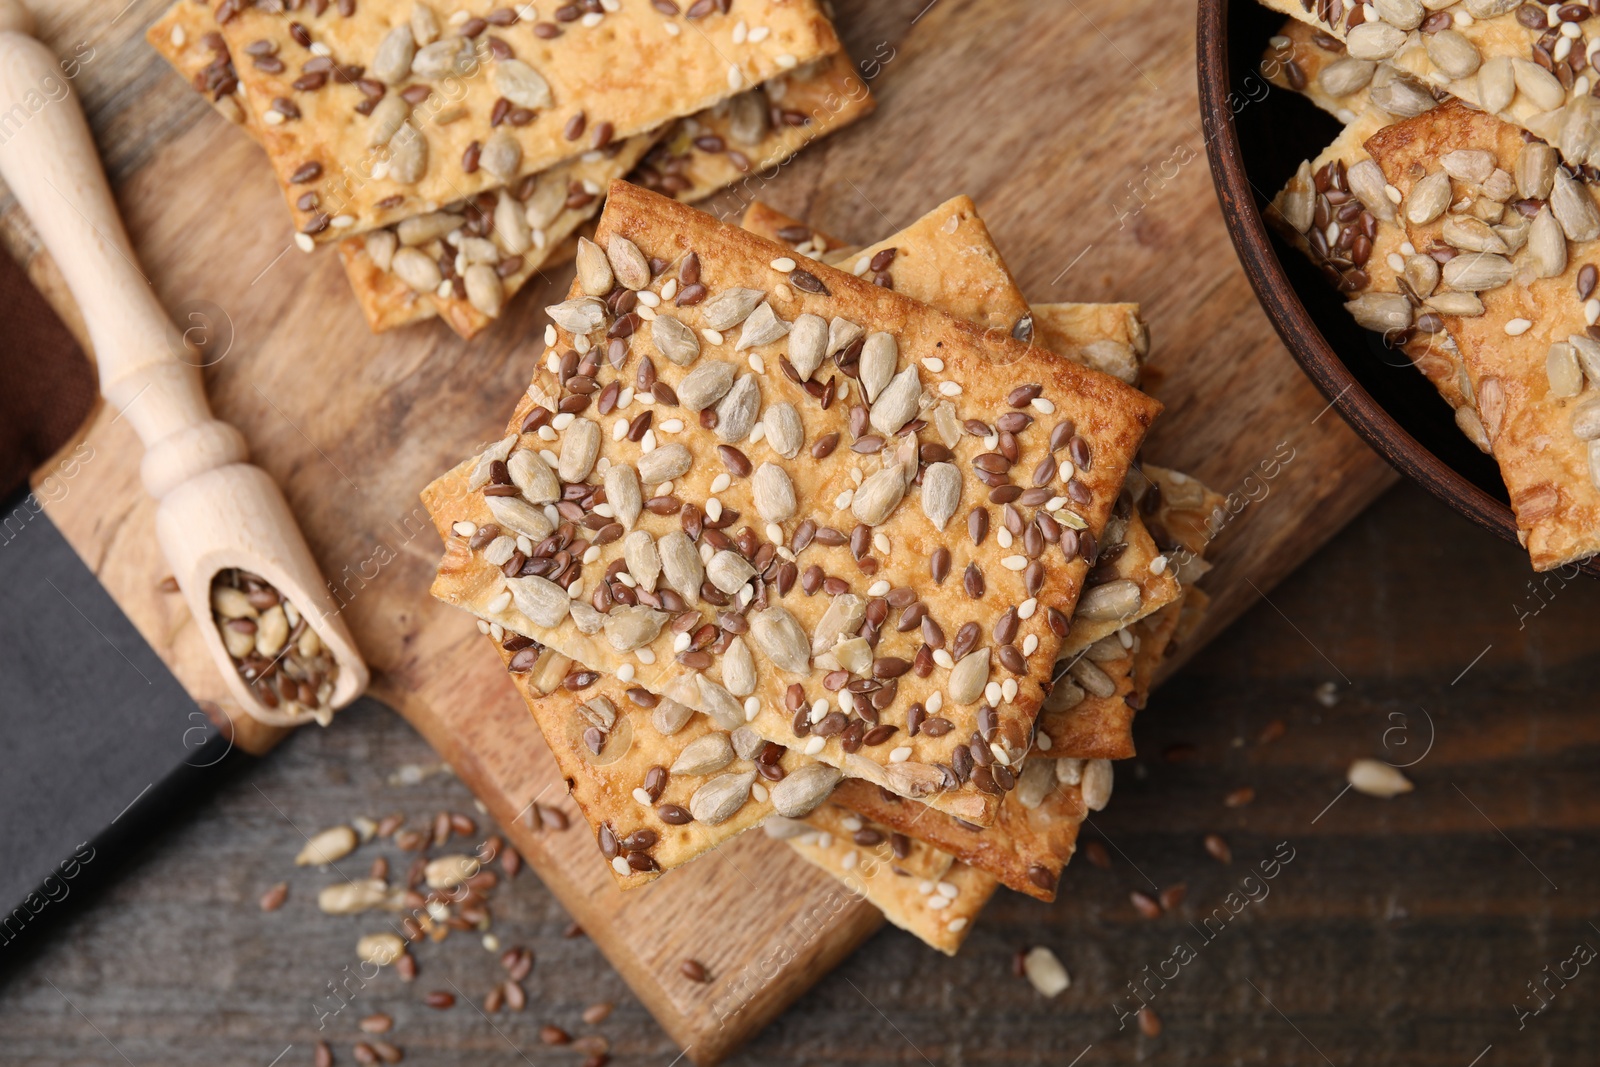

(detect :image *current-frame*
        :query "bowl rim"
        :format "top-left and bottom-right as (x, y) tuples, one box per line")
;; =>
(1194, 0), (1531, 554)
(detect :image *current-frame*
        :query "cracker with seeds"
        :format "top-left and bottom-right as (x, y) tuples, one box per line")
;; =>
(1269, 110), (1491, 449)
(1260, 0), (1600, 167)
(432, 195), (1055, 885)
(766, 805), (992, 956)
(209, 0), (841, 243)
(1366, 100), (1600, 569)
(426, 183), (1161, 825)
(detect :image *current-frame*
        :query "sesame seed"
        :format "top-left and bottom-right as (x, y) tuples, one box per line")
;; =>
(701, 328), (724, 345)
(868, 580), (891, 596)
(1586, 298), (1599, 326)
(552, 412), (576, 431)
(889, 746), (913, 762)
(932, 649), (955, 669)
(632, 787), (652, 805)
(665, 21), (680, 34)
(985, 681), (1002, 705)
(1022, 634), (1039, 655)
(749, 354), (765, 373)
(771, 256), (797, 272)
(674, 632), (692, 653)
(873, 533), (890, 554)
(1002, 679), (1018, 702)
(618, 386), (634, 406)
(477, 619), (490, 634)
(582, 10), (604, 25)
(937, 881), (959, 898)
(546, 347), (560, 370)
(637, 290), (660, 308)
(1505, 318), (1533, 336)
(751, 782), (768, 802)
(803, 736), (826, 755)
(706, 498), (723, 521)
(612, 856), (630, 875)
(837, 379), (850, 400)
(618, 663), (635, 682)
(744, 696), (760, 721)
(641, 429), (658, 452)
(921, 357), (945, 372)
(1386, 253), (1405, 273)
(926, 690), (943, 713)
(948, 918), (968, 932)
(566, 579), (583, 597)
(612, 419), (628, 441)
(636, 648), (656, 664)
(661, 418), (684, 433)
(657, 480), (674, 496)
(1150, 555), (1169, 575)
(727, 64), (743, 89)
(294, 233), (315, 252)
(1018, 598), (1038, 619)
(766, 522), (783, 543)
(997, 528), (1014, 549)
(453, 521), (478, 537)
(710, 473), (732, 494)
(637, 306), (657, 322)
(661, 279), (678, 301)
(1031, 397), (1056, 414)
(1001, 555), (1027, 570)
(775, 53), (797, 68)
(750, 422), (767, 443)
(926, 894), (949, 910)
(488, 590), (512, 613)
(835, 489), (855, 509)
(990, 743), (1010, 765)
(582, 546), (601, 564)
(538, 426), (559, 442)
(939, 382), (962, 397)
(810, 699), (828, 722)
(853, 255), (872, 276)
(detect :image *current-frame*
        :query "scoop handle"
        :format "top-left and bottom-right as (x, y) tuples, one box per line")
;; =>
(0, 4), (248, 497)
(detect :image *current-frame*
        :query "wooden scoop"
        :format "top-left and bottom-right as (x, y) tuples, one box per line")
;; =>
(0, 1), (368, 726)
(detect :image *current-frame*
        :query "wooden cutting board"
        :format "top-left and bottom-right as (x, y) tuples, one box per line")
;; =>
(11, 0), (1396, 1061)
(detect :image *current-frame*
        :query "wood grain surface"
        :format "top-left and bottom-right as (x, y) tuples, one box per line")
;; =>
(3, 0), (1410, 1060)
(4, 485), (1598, 1067)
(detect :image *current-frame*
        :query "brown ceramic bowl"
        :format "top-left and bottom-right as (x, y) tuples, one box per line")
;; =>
(1195, 0), (1544, 557)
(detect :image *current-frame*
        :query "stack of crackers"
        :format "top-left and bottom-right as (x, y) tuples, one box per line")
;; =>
(1257, 0), (1600, 571)
(148, 0), (874, 339)
(420, 180), (1223, 954)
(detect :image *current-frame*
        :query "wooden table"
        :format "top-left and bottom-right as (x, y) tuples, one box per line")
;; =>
(2, 483), (1597, 1066)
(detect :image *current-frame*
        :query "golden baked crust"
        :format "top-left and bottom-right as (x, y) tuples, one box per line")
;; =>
(631, 51), (875, 203)
(209, 0), (841, 242)
(426, 184), (1161, 825)
(773, 804), (992, 956)
(1365, 101), (1600, 569)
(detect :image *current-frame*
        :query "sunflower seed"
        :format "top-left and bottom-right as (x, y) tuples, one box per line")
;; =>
(1374, 0), (1424, 27)
(1320, 56), (1376, 96)
(1513, 57), (1565, 111)
(697, 675), (746, 730)
(1076, 579), (1141, 622)
(1346, 758), (1412, 797)
(495, 59), (554, 109)
(787, 313), (828, 379)
(672, 732), (736, 775)
(859, 332), (898, 403)
(770, 763), (841, 818)
(297, 826), (358, 866)
(1561, 97), (1600, 168)
(1552, 169), (1600, 241)
(569, 600), (604, 634)
(1442, 214), (1509, 254)
(623, 530), (661, 592)
(1347, 21), (1406, 59)
(605, 464), (642, 528)
(317, 880), (394, 915)
(1426, 291), (1485, 316)
(358, 933), (406, 966)
(1069, 657), (1117, 699)
(707, 550), (757, 594)
(1441, 149), (1495, 185)
(1371, 69), (1435, 119)
(368, 95), (411, 147)
(1569, 333), (1600, 381)
(654, 697), (695, 735)
(506, 449), (560, 503)
(486, 495), (554, 540)
(1403, 255), (1440, 299)
(465, 265), (504, 317)
(1015, 759), (1056, 810)
(636, 442), (691, 484)
(1573, 397), (1600, 441)
(690, 770), (756, 825)
(410, 2), (440, 45)
(508, 575), (570, 627)
(1548, 342), (1584, 398)
(386, 121), (427, 183)
(749, 605), (811, 673)
(1462, 0), (1518, 15)
(702, 287), (766, 331)
(1346, 159), (1395, 221)
(606, 235), (651, 291)
(714, 374), (761, 442)
(1081, 758), (1113, 810)
(547, 297), (608, 335)
(1023, 947), (1071, 997)
(391, 247), (441, 292)
(1517, 142), (1558, 200)
(735, 302), (790, 351)
(1478, 55), (1515, 114)
(920, 462), (961, 531)
(728, 86), (769, 144)
(948, 649), (990, 705)
(413, 37), (472, 77)
(575, 237), (613, 296)
(826, 316), (864, 357)
(752, 463), (797, 522)
(811, 593), (866, 654)
(1425, 28), (1480, 78)
(1405, 170), (1451, 225)
(652, 314), (700, 365)
(1346, 291), (1413, 333)
(832, 635), (873, 675)
(1442, 252), (1515, 291)
(852, 465), (908, 526)
(722, 636), (757, 696)
(1529, 206), (1568, 278)
(579, 696), (617, 731)
(658, 530), (703, 601)
(483, 131), (524, 182)
(869, 366), (921, 437)
(372, 24), (416, 84)
(558, 418), (601, 482)
(764, 401), (804, 458)
(678, 360), (736, 411)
